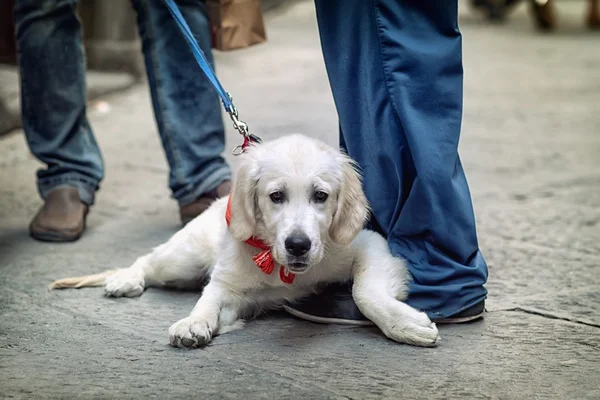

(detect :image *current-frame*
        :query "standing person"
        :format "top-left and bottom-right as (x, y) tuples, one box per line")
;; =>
(285, 0), (488, 322)
(13, 0), (232, 242)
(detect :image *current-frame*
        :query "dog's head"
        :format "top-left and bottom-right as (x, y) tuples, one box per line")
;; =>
(227, 134), (369, 274)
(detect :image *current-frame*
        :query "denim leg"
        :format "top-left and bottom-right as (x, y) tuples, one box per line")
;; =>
(131, 0), (231, 206)
(314, 0), (488, 318)
(13, 0), (103, 206)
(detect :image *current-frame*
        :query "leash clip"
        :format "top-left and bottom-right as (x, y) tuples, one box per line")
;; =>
(232, 133), (262, 156)
(226, 94), (262, 156)
(162, 1), (261, 157)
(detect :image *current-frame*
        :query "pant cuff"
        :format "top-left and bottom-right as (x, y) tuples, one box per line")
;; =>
(175, 165), (232, 207)
(38, 173), (98, 206)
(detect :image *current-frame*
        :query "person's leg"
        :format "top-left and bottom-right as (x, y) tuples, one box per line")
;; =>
(288, 0), (488, 322)
(588, 0), (600, 29)
(131, 0), (231, 224)
(14, 0), (103, 241)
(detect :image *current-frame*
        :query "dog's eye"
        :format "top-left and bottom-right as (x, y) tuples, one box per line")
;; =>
(313, 191), (328, 203)
(269, 191), (285, 203)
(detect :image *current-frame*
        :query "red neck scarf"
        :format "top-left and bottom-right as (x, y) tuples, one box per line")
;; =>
(225, 197), (295, 284)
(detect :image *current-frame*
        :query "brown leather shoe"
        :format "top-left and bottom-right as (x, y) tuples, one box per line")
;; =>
(29, 187), (89, 242)
(588, 0), (600, 29)
(179, 181), (232, 225)
(529, 0), (556, 31)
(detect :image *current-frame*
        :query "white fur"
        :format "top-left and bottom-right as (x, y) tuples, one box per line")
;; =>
(51, 134), (439, 348)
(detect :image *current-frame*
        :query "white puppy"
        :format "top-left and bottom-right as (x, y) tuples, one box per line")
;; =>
(50, 134), (440, 348)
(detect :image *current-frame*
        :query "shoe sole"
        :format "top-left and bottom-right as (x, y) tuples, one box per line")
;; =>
(284, 305), (485, 325)
(30, 214), (87, 243)
(282, 305), (375, 326)
(433, 311), (485, 324)
(30, 230), (83, 242)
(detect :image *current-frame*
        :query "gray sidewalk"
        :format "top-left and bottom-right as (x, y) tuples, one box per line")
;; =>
(1, 1), (599, 399)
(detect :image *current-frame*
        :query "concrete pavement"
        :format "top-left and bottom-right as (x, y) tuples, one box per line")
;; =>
(1, 1), (599, 399)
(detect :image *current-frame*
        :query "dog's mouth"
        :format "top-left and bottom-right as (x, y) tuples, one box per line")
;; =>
(286, 262), (310, 273)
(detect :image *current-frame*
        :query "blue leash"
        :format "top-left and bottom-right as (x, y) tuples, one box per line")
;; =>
(163, 0), (261, 153)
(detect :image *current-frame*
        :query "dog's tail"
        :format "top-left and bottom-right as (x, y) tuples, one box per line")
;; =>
(48, 269), (121, 290)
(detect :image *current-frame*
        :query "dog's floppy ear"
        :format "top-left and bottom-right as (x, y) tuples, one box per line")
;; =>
(329, 155), (369, 245)
(228, 154), (258, 241)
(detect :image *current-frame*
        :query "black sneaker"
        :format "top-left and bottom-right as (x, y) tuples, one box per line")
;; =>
(283, 282), (374, 326)
(431, 301), (486, 324)
(283, 282), (485, 325)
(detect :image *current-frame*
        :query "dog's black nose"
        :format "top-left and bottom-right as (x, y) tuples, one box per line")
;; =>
(285, 233), (311, 257)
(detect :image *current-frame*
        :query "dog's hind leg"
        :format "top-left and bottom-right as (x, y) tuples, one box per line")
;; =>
(103, 227), (217, 298)
(50, 199), (227, 296)
(350, 231), (440, 347)
(50, 224), (218, 297)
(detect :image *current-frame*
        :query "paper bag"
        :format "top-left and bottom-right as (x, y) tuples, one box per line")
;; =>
(206, 0), (267, 51)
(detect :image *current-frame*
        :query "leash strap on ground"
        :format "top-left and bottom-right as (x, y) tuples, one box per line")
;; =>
(163, 0), (261, 153)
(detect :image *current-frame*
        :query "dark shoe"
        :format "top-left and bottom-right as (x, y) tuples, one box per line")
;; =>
(179, 181), (232, 225)
(529, 0), (556, 31)
(29, 187), (88, 242)
(432, 301), (486, 324)
(587, 0), (600, 30)
(283, 282), (486, 325)
(283, 282), (374, 326)
(470, 0), (521, 21)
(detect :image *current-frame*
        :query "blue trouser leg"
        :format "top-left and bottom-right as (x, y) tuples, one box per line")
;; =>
(314, 0), (488, 318)
(14, 0), (230, 207)
(13, 0), (103, 206)
(131, 0), (231, 206)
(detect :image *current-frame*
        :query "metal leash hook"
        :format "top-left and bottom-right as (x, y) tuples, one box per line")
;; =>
(226, 94), (262, 156)
(162, 0), (262, 156)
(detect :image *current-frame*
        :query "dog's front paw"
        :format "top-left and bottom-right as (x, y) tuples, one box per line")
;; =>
(104, 269), (145, 298)
(169, 317), (213, 349)
(391, 312), (440, 348)
(382, 306), (440, 348)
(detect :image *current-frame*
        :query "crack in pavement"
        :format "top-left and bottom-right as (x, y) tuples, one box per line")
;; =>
(494, 307), (600, 329)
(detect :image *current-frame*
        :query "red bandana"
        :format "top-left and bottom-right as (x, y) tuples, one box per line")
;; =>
(225, 196), (295, 284)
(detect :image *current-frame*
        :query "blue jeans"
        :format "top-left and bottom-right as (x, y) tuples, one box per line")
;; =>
(13, 0), (231, 206)
(314, 0), (488, 318)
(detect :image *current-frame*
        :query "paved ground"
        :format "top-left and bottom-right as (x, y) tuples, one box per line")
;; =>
(1, 1), (599, 399)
